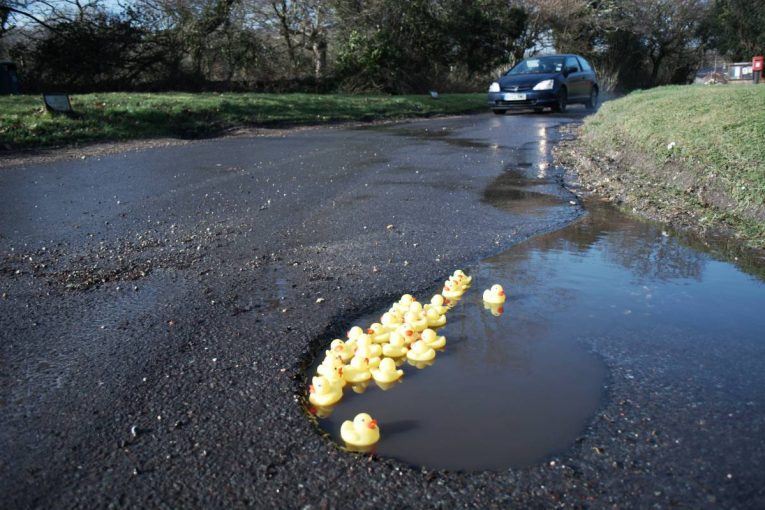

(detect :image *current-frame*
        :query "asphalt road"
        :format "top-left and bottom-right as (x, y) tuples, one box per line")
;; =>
(3, 109), (763, 508)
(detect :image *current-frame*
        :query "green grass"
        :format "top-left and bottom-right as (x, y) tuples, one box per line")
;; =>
(582, 85), (765, 246)
(0, 92), (486, 150)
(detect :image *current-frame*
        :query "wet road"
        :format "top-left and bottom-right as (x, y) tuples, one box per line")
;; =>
(2, 109), (765, 508)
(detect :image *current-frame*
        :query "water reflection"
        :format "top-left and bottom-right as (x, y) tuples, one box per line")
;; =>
(309, 202), (765, 470)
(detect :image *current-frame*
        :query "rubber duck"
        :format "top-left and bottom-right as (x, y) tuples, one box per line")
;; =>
(317, 354), (344, 379)
(441, 281), (464, 300)
(382, 332), (409, 357)
(483, 284), (506, 304)
(343, 355), (372, 383)
(308, 376), (343, 407)
(367, 323), (390, 344)
(341, 413), (380, 447)
(380, 311), (403, 332)
(404, 311), (428, 332)
(451, 269), (472, 286)
(347, 326), (364, 342)
(395, 294), (416, 314)
(396, 325), (418, 346)
(483, 301), (504, 316)
(421, 328), (446, 350)
(371, 357), (404, 384)
(406, 340), (436, 362)
(425, 294), (448, 315)
(407, 301), (424, 315)
(425, 308), (446, 328)
(326, 339), (354, 363)
(356, 334), (382, 360)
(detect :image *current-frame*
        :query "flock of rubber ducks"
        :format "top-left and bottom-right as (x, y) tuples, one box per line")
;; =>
(307, 269), (507, 448)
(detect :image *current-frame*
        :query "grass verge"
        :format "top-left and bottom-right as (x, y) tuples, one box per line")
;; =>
(0, 92), (486, 151)
(557, 84), (765, 250)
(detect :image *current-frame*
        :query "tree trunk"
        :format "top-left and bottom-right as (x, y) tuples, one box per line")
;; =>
(313, 40), (326, 79)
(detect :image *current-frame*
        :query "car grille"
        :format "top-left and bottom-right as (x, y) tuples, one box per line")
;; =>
(500, 84), (533, 92)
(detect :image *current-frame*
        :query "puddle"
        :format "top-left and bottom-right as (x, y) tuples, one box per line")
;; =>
(307, 202), (765, 470)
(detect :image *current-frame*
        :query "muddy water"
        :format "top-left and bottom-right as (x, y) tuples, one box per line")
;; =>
(307, 129), (765, 471)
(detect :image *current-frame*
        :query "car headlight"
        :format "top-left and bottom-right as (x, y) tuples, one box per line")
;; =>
(488, 82), (500, 93)
(533, 79), (555, 91)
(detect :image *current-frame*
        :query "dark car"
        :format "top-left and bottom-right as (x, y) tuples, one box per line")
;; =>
(487, 54), (598, 114)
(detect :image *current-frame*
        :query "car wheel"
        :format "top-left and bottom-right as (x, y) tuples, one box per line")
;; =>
(553, 88), (567, 113)
(492, 109), (507, 115)
(585, 87), (599, 110)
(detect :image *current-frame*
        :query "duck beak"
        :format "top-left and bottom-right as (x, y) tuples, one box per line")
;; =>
(498, 290), (505, 296)
(368, 419), (378, 429)
(367, 328), (374, 334)
(309, 385), (315, 393)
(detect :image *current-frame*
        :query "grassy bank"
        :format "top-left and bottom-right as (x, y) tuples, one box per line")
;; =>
(0, 92), (485, 150)
(561, 85), (765, 249)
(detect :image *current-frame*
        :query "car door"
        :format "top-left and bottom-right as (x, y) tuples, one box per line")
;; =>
(564, 56), (586, 100)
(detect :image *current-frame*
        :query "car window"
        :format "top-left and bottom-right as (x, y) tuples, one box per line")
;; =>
(565, 57), (580, 72)
(577, 57), (592, 72)
(507, 56), (564, 75)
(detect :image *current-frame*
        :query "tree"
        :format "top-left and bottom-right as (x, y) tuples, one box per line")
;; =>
(704, 0), (765, 60)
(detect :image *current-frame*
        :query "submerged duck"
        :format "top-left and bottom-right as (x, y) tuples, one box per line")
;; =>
(341, 412), (380, 447)
(382, 332), (409, 357)
(308, 376), (343, 407)
(406, 340), (436, 362)
(483, 284), (506, 304)
(421, 328), (446, 350)
(371, 357), (404, 384)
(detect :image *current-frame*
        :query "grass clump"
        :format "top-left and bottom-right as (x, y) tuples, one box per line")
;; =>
(578, 85), (765, 248)
(0, 92), (485, 150)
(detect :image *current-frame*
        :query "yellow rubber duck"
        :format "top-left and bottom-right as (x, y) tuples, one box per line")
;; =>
(425, 308), (446, 328)
(407, 357), (435, 369)
(407, 301), (424, 315)
(395, 294), (416, 314)
(421, 328), (446, 350)
(382, 332), (409, 357)
(483, 284), (506, 304)
(343, 355), (372, 383)
(406, 340), (436, 362)
(371, 357), (404, 384)
(441, 281), (465, 300)
(396, 325), (418, 346)
(356, 335), (382, 360)
(317, 354), (344, 379)
(380, 311), (403, 332)
(425, 294), (448, 315)
(346, 326), (364, 342)
(451, 269), (472, 286)
(404, 311), (428, 332)
(341, 413), (380, 447)
(308, 376), (343, 407)
(367, 323), (390, 344)
(326, 339), (354, 363)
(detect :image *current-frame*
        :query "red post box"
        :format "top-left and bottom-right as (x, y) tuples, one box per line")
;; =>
(754, 56), (764, 84)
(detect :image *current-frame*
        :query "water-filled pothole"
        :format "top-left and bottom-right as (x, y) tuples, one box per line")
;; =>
(307, 271), (607, 471)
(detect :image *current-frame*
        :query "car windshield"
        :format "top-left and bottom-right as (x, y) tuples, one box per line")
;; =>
(506, 57), (564, 75)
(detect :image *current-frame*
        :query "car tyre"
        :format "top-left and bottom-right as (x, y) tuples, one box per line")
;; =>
(585, 87), (599, 110)
(553, 88), (567, 113)
(492, 109), (507, 115)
